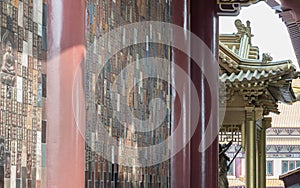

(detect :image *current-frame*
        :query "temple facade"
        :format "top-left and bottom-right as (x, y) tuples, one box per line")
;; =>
(219, 20), (300, 188)
(225, 89), (300, 188)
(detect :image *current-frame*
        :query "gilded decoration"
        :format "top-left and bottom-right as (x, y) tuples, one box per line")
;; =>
(262, 53), (273, 64)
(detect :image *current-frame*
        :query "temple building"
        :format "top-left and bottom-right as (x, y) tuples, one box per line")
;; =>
(266, 100), (300, 188)
(224, 84), (300, 188)
(218, 19), (300, 188)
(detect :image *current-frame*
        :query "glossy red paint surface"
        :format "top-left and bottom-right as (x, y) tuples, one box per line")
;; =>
(47, 0), (86, 187)
(190, 0), (219, 187)
(171, 0), (219, 187)
(171, 0), (191, 187)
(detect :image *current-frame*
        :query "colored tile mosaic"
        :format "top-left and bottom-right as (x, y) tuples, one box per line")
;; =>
(85, 0), (172, 187)
(0, 0), (46, 187)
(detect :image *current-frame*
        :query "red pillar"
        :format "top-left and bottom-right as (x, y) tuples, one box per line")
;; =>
(171, 0), (219, 187)
(190, 0), (219, 187)
(47, 0), (86, 187)
(171, 0), (191, 187)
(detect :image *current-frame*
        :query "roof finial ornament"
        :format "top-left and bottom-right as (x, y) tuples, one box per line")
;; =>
(262, 53), (273, 64)
(246, 21), (253, 37)
(235, 19), (246, 35)
(235, 19), (254, 43)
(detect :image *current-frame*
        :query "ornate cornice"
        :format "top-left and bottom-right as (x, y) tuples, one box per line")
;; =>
(266, 145), (300, 154)
(267, 153), (300, 158)
(267, 128), (300, 136)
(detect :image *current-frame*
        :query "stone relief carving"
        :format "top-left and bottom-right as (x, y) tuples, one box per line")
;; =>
(2, 40), (15, 75)
(1, 30), (16, 86)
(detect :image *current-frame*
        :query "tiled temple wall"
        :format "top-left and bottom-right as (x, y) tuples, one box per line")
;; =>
(0, 0), (47, 187)
(85, 0), (172, 187)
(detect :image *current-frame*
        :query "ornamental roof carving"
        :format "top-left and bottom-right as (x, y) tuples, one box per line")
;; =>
(219, 19), (299, 114)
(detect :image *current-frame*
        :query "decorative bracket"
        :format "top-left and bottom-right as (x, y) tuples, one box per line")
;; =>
(217, 0), (262, 16)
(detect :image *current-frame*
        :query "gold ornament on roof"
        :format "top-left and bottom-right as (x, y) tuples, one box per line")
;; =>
(235, 19), (246, 35)
(234, 19), (254, 42)
(262, 53), (273, 64)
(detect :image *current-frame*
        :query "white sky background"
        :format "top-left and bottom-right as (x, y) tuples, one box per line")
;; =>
(219, 2), (299, 70)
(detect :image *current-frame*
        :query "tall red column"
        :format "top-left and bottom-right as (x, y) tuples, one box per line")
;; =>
(190, 0), (219, 187)
(47, 0), (86, 187)
(171, 0), (219, 187)
(171, 0), (191, 187)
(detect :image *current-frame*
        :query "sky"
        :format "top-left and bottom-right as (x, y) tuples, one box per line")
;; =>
(219, 2), (299, 70)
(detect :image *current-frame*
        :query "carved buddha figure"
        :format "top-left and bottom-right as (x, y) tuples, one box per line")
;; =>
(1, 40), (15, 75)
